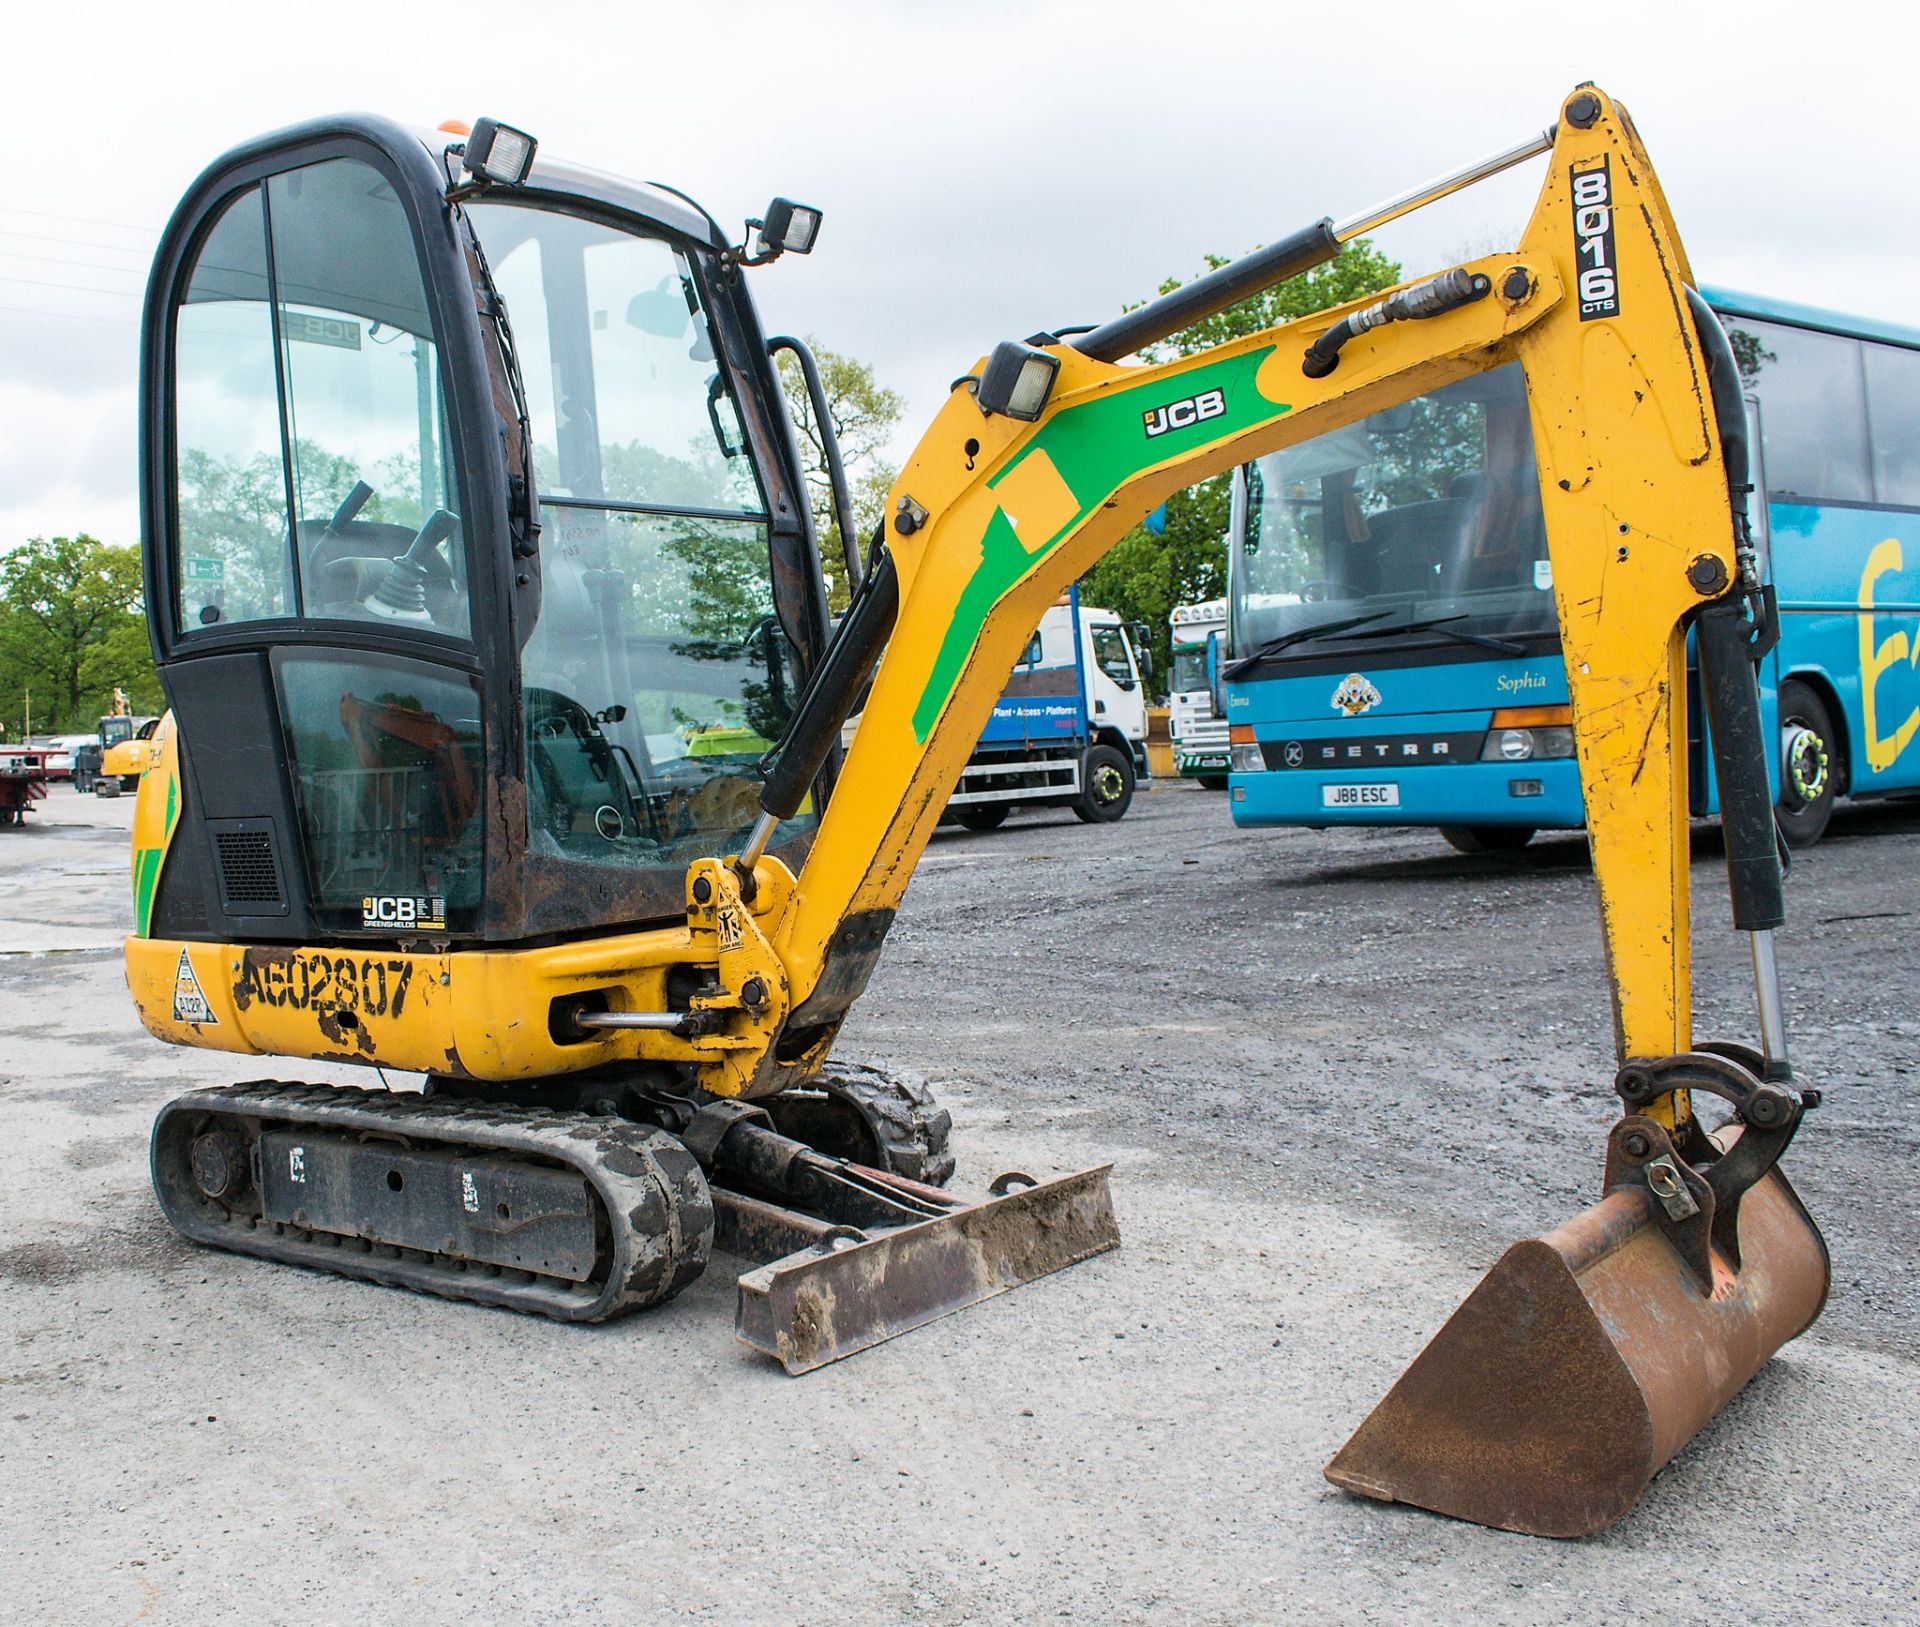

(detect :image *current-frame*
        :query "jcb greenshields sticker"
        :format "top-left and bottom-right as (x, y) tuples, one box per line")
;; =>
(362, 894), (447, 932)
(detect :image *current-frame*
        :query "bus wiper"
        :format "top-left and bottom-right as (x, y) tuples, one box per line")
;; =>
(1223, 610), (1392, 677)
(1340, 614), (1526, 656)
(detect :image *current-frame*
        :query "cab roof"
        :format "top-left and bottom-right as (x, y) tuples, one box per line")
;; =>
(423, 128), (729, 250)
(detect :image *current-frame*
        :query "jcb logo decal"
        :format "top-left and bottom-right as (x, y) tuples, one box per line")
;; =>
(1143, 388), (1227, 438)
(1570, 157), (1619, 321)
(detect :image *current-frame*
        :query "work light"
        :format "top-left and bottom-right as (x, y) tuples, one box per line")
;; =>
(976, 340), (1060, 422)
(757, 198), (823, 257)
(463, 118), (538, 186)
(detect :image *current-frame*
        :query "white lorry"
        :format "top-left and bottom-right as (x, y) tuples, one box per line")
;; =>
(944, 588), (1152, 829)
(1169, 598), (1229, 789)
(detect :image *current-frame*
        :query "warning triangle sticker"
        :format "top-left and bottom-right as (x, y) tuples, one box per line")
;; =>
(172, 947), (218, 1025)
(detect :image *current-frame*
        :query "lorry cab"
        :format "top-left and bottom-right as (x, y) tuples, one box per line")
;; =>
(941, 592), (1150, 829)
(1168, 598), (1229, 786)
(1079, 607), (1151, 770)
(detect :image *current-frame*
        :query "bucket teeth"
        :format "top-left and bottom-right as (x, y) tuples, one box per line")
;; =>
(1326, 1165), (1828, 1537)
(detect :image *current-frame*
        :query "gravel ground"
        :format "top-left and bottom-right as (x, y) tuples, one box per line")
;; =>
(1, 780), (1915, 1626)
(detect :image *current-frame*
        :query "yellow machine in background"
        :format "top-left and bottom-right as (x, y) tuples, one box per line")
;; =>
(127, 88), (1827, 1537)
(76, 690), (159, 797)
(95, 716), (159, 796)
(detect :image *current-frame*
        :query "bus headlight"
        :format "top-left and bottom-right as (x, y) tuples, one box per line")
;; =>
(1482, 708), (1575, 762)
(1480, 725), (1576, 761)
(1231, 742), (1266, 773)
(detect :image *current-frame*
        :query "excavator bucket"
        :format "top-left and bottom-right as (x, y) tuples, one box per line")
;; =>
(1326, 1156), (1828, 1537)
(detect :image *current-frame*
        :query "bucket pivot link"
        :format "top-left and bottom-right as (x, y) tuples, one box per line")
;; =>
(1611, 1044), (1820, 1288)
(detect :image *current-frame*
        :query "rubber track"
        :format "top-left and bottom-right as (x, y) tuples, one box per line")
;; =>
(151, 1082), (713, 1322)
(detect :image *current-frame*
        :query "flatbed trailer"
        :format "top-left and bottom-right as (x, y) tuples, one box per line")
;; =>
(0, 760), (48, 826)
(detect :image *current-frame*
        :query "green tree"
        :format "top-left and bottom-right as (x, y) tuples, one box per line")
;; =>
(0, 535), (157, 736)
(1081, 240), (1403, 685)
(774, 339), (904, 612)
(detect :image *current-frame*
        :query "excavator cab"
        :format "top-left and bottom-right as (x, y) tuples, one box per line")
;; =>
(134, 116), (1116, 1366)
(141, 120), (830, 948)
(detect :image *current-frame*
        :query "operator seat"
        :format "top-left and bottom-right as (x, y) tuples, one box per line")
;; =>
(524, 687), (648, 845)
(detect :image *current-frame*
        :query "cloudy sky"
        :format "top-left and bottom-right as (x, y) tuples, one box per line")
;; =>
(4, 0), (1909, 550)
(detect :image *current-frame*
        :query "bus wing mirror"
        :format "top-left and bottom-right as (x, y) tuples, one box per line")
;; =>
(1207, 630), (1226, 718)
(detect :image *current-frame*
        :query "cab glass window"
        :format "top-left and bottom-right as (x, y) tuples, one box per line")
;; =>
(275, 651), (484, 936)
(172, 186), (294, 629)
(1172, 644), (1207, 695)
(1090, 626), (1136, 688)
(477, 208), (761, 512)
(168, 161), (467, 639)
(268, 160), (468, 636)
(468, 202), (802, 921)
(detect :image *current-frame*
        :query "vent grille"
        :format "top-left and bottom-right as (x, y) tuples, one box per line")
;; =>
(214, 829), (284, 908)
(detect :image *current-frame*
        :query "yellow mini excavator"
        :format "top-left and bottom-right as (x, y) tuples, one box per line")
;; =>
(129, 87), (1828, 1537)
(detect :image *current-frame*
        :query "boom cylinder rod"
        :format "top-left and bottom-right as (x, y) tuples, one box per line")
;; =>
(736, 809), (779, 874)
(1072, 127), (1555, 364)
(1687, 285), (1795, 1085)
(1330, 129), (1556, 241)
(1750, 929), (1792, 1081)
(573, 1010), (695, 1031)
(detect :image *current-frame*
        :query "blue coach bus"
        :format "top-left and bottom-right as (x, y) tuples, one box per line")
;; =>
(1222, 286), (1920, 851)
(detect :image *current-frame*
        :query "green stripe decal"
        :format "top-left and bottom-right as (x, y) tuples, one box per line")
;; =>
(911, 346), (1287, 741)
(133, 848), (162, 938)
(131, 767), (179, 939)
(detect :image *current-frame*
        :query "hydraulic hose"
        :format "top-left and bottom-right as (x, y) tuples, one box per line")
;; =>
(1687, 288), (1784, 936)
(1688, 287), (1792, 1081)
(769, 336), (863, 594)
(1301, 268), (1491, 378)
(755, 540), (899, 827)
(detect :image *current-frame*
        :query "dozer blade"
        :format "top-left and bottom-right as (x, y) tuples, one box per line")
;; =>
(731, 1165), (1118, 1374)
(1325, 1164), (1828, 1537)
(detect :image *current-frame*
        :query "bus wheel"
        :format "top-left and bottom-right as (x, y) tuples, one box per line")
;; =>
(1439, 824), (1536, 855)
(1777, 678), (1840, 849)
(954, 804), (1008, 832)
(1072, 744), (1134, 823)
(1197, 775), (1229, 792)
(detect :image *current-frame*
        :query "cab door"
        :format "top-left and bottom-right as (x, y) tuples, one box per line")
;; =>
(141, 121), (512, 947)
